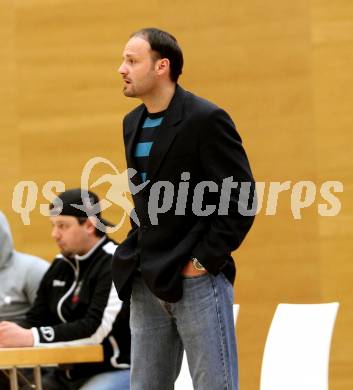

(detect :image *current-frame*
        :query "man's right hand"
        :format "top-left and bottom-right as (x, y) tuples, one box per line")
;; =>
(0, 321), (34, 347)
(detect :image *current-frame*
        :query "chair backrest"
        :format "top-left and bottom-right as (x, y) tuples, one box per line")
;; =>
(233, 303), (240, 324)
(260, 302), (339, 390)
(175, 303), (239, 390)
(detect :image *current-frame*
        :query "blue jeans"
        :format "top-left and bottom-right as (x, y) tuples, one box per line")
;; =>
(79, 369), (130, 390)
(130, 272), (238, 390)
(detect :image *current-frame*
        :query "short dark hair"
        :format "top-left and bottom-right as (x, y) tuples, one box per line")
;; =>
(131, 28), (183, 83)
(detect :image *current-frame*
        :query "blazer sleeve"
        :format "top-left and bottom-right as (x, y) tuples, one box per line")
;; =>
(192, 107), (256, 274)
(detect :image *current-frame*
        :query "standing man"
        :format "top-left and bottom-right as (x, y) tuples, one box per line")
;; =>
(113, 28), (255, 390)
(0, 189), (130, 390)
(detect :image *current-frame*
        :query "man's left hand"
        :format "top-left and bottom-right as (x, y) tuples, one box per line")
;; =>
(0, 321), (34, 348)
(181, 260), (208, 277)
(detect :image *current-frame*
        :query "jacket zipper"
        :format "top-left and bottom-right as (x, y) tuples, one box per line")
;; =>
(57, 257), (80, 323)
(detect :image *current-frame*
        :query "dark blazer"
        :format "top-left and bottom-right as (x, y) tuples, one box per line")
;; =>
(112, 85), (255, 302)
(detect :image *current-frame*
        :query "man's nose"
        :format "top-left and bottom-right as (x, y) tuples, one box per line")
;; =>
(118, 62), (127, 75)
(51, 226), (60, 239)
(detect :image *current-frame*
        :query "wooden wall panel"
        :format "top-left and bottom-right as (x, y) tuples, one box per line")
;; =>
(0, 1), (351, 389)
(0, 0), (22, 241)
(312, 1), (353, 388)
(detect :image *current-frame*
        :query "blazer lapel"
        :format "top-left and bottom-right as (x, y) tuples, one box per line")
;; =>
(124, 105), (145, 187)
(146, 85), (186, 182)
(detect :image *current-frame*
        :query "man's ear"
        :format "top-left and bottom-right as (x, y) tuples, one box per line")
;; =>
(155, 58), (170, 75)
(86, 217), (97, 234)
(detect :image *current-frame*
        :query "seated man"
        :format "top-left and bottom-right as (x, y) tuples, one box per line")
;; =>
(0, 189), (131, 390)
(0, 211), (49, 323)
(0, 211), (49, 388)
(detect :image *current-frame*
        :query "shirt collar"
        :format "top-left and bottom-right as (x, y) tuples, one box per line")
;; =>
(74, 236), (106, 261)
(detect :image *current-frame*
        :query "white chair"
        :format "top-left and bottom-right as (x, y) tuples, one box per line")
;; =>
(175, 303), (239, 390)
(260, 302), (339, 390)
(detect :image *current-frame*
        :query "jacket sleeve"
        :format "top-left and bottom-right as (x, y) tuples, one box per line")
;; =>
(24, 257), (49, 305)
(32, 266), (122, 346)
(18, 263), (53, 329)
(192, 107), (256, 274)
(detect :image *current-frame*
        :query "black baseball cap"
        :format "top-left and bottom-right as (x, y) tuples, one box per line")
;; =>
(49, 188), (114, 228)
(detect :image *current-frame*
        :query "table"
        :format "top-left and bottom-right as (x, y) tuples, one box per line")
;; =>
(0, 344), (103, 390)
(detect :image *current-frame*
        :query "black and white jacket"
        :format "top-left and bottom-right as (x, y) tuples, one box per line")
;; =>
(21, 236), (130, 379)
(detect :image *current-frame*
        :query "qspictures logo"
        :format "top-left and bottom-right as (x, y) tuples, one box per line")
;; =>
(11, 157), (343, 232)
